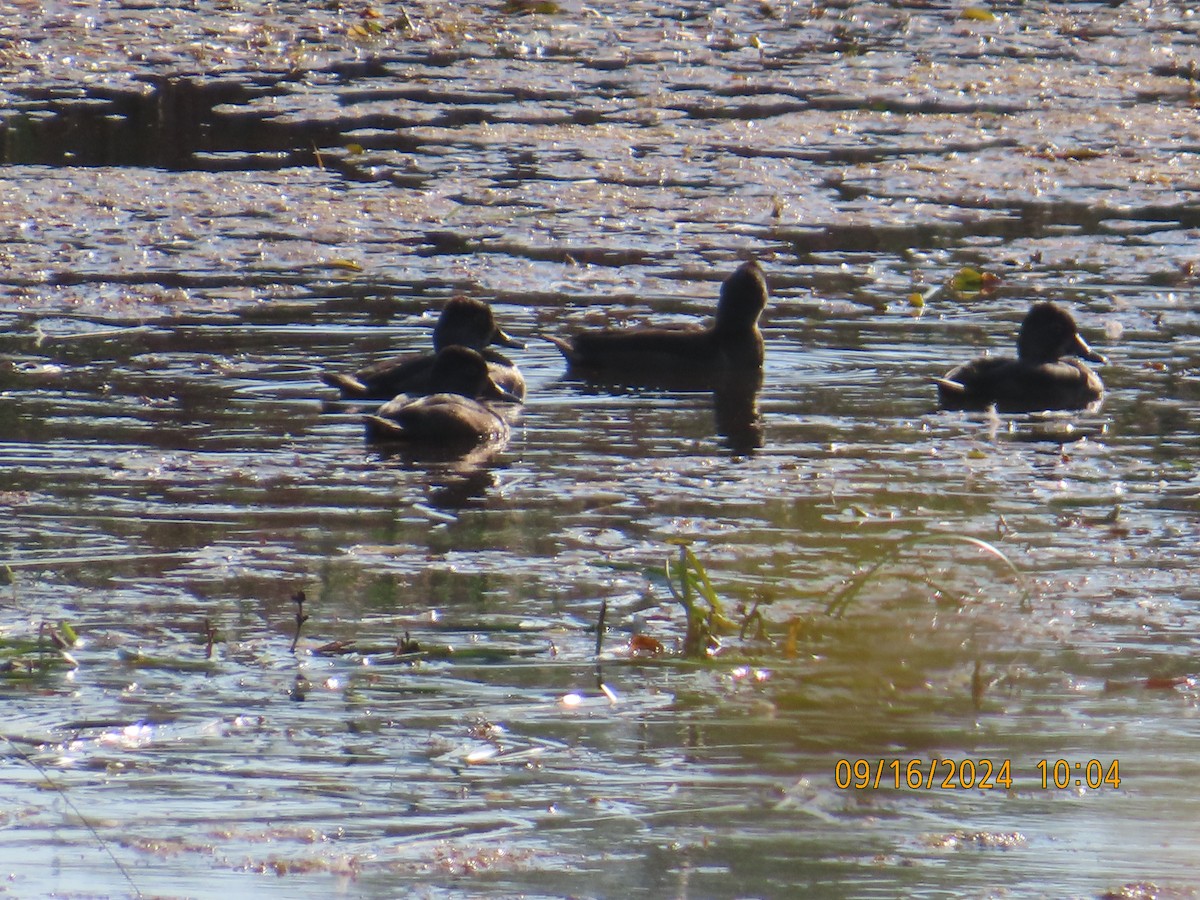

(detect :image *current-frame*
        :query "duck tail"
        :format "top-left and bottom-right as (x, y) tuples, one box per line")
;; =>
(931, 376), (966, 395)
(322, 371), (370, 398)
(540, 333), (580, 364)
(363, 415), (409, 441)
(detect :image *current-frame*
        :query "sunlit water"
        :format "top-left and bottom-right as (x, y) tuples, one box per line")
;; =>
(2, 2), (1200, 898)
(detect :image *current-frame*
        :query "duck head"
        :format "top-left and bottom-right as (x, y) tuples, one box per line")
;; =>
(429, 345), (521, 402)
(1017, 302), (1107, 366)
(433, 297), (525, 352)
(714, 260), (769, 333)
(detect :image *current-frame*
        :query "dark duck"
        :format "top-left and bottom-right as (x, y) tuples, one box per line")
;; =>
(546, 259), (768, 386)
(324, 296), (525, 401)
(363, 345), (520, 444)
(935, 301), (1107, 413)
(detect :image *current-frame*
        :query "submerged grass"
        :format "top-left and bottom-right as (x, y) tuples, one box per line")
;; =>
(825, 534), (1033, 618)
(0, 619), (79, 679)
(0, 608), (143, 896)
(640, 532), (1033, 660)
(1, 728), (144, 898)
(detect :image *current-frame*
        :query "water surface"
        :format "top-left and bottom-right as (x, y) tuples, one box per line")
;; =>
(2, 2), (1200, 898)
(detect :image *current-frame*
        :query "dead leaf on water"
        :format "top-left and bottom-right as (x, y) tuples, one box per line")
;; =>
(323, 258), (363, 272)
(629, 633), (665, 656)
(960, 7), (996, 22)
(503, 0), (562, 13)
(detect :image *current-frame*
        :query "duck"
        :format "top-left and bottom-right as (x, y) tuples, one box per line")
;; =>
(323, 296), (526, 401)
(546, 259), (769, 383)
(363, 345), (519, 443)
(935, 301), (1108, 413)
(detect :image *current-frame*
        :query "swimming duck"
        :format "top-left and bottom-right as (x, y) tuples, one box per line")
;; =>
(546, 260), (769, 381)
(363, 345), (519, 443)
(323, 296), (526, 401)
(935, 301), (1108, 413)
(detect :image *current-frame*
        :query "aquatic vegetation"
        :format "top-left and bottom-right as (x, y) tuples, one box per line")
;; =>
(641, 533), (1032, 662)
(960, 7), (997, 23)
(825, 534), (1033, 617)
(116, 648), (218, 673)
(912, 266), (1002, 308)
(290, 589), (310, 654)
(502, 0), (562, 13)
(663, 537), (739, 659)
(0, 728), (141, 897)
(0, 618), (79, 680)
(947, 267), (1001, 296)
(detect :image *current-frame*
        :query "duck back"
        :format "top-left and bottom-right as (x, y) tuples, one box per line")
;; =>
(336, 349), (524, 401)
(937, 356), (1104, 413)
(548, 259), (768, 385)
(365, 392), (510, 443)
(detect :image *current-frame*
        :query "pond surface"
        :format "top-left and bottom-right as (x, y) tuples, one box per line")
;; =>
(2, 2), (1200, 897)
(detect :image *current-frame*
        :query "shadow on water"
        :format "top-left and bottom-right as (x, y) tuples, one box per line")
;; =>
(2, 67), (394, 170)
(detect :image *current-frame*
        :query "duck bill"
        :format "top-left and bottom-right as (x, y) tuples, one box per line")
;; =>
(492, 327), (526, 350)
(482, 379), (522, 403)
(1072, 333), (1108, 365)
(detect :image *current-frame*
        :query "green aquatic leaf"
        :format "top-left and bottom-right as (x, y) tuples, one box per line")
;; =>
(57, 620), (78, 646)
(950, 267), (984, 293)
(117, 648), (217, 673)
(946, 267), (1001, 297)
(684, 546), (722, 612)
(503, 0), (561, 13)
(662, 540), (737, 658)
(0, 657), (71, 679)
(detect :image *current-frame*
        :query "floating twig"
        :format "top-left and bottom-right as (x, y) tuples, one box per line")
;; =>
(203, 618), (217, 660)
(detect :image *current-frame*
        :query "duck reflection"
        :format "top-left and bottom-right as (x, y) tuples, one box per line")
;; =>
(556, 369), (763, 453)
(371, 444), (505, 512)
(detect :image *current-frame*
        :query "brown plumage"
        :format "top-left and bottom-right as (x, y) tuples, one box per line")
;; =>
(363, 346), (519, 443)
(935, 301), (1107, 413)
(546, 260), (768, 385)
(324, 296), (525, 401)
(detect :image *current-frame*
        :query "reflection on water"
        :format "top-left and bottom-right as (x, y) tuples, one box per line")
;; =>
(370, 442), (510, 512)
(2, 2), (1200, 898)
(558, 372), (764, 454)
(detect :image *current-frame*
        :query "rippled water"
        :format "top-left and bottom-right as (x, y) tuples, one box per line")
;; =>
(3, 2), (1200, 898)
